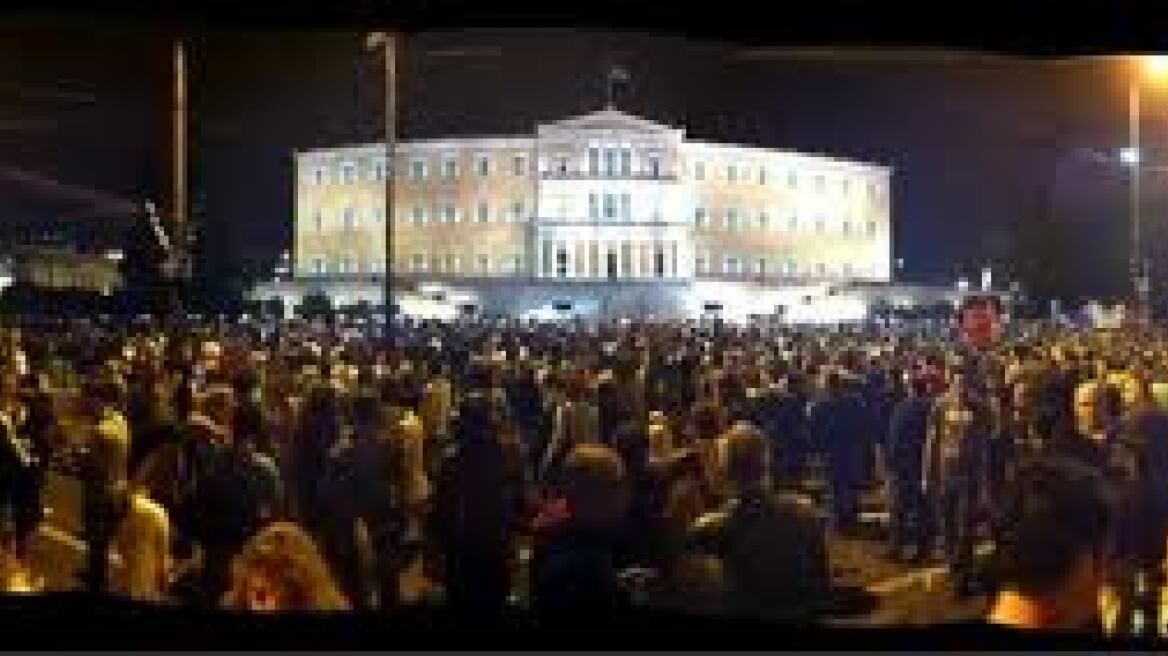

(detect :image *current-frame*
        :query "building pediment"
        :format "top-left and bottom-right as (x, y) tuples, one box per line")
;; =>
(537, 108), (682, 137)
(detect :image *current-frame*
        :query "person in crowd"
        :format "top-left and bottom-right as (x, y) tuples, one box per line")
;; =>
(221, 521), (349, 613)
(985, 455), (1116, 632)
(923, 369), (994, 597)
(109, 475), (172, 603)
(185, 383), (279, 606)
(0, 371), (41, 562)
(688, 423), (831, 622)
(1054, 380), (1121, 473)
(290, 383), (343, 530)
(0, 525), (41, 594)
(530, 442), (636, 621)
(80, 374), (131, 595)
(1108, 372), (1168, 636)
(418, 361), (453, 466)
(886, 373), (936, 563)
(431, 391), (526, 616)
(809, 370), (872, 536)
(539, 370), (600, 486)
(315, 392), (395, 611)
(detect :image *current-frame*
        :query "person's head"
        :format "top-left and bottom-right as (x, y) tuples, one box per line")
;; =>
(453, 390), (496, 444)
(1073, 381), (1106, 435)
(691, 400), (725, 442)
(1119, 372), (1149, 413)
(824, 370), (843, 395)
(222, 522), (349, 613)
(989, 456), (1116, 630)
(611, 421), (649, 476)
(350, 391), (382, 436)
(722, 422), (771, 496)
(83, 374), (127, 418)
(562, 443), (629, 530)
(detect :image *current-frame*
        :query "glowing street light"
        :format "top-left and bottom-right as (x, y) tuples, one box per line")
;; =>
(1124, 54), (1168, 323)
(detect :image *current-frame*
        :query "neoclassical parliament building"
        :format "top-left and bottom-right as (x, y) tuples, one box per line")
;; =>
(256, 107), (893, 318)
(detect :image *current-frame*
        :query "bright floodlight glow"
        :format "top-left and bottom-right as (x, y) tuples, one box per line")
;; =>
(105, 250), (124, 262)
(1145, 55), (1168, 79)
(1120, 147), (1142, 166)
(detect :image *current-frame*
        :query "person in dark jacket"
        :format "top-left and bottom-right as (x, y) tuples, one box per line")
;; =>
(530, 442), (636, 621)
(291, 384), (343, 529)
(317, 392), (403, 611)
(688, 423), (831, 622)
(923, 370), (994, 596)
(431, 391), (526, 617)
(1109, 377), (1168, 637)
(0, 372), (40, 562)
(985, 455), (1116, 632)
(809, 371), (873, 536)
(770, 372), (811, 484)
(886, 374), (936, 562)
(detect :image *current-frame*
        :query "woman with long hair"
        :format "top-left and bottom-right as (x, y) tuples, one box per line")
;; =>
(221, 521), (349, 612)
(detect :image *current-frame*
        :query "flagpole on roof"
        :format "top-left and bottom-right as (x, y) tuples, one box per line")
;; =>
(606, 65), (630, 110)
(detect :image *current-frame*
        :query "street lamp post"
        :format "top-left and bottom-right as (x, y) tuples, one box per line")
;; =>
(1127, 55), (1168, 325)
(1129, 76), (1145, 324)
(366, 32), (398, 328)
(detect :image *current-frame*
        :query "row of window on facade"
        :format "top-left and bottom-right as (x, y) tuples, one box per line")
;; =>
(693, 207), (881, 236)
(694, 256), (863, 278)
(309, 253), (524, 276)
(307, 201), (880, 235)
(310, 152), (884, 202)
(306, 252), (867, 279)
(689, 162), (881, 200)
(308, 200), (530, 231)
(310, 153), (531, 186)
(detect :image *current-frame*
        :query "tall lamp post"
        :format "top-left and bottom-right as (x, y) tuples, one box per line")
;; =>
(366, 31), (398, 327)
(1124, 55), (1168, 325)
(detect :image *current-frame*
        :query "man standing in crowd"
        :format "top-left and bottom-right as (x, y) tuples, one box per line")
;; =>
(431, 391), (525, 616)
(689, 423), (831, 622)
(810, 370), (872, 536)
(886, 374), (936, 563)
(531, 442), (635, 621)
(923, 369), (993, 596)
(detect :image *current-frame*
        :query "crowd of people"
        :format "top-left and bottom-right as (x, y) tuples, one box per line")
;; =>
(0, 313), (1161, 634)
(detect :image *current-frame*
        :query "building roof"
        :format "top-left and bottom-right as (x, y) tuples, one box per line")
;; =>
(537, 107), (684, 137)
(293, 108), (887, 174)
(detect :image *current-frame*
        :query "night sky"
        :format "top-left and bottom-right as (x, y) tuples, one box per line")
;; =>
(0, 22), (1162, 301)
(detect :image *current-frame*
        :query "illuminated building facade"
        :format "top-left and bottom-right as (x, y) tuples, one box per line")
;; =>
(262, 108), (892, 317)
